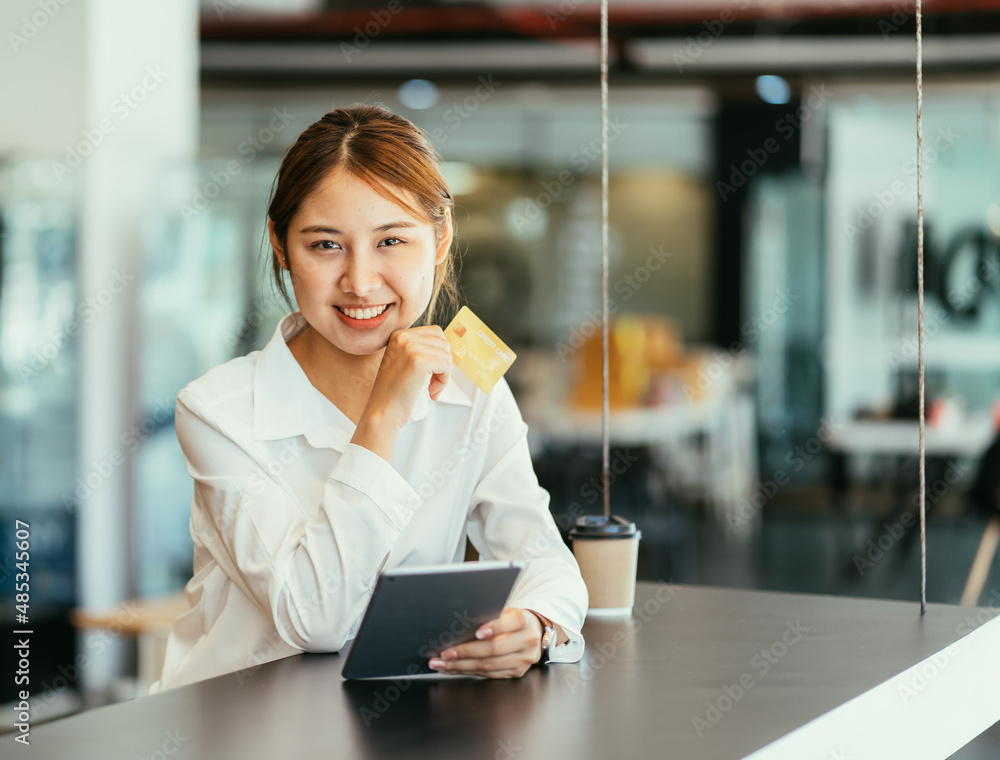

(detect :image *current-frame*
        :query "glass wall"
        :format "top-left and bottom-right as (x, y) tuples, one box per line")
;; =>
(0, 160), (78, 605)
(0, 160), (79, 703)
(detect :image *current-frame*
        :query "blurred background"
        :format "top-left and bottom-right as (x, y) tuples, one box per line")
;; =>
(3, 0), (1000, 746)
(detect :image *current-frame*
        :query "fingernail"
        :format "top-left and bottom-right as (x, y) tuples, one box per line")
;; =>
(476, 627), (492, 640)
(429, 659), (445, 670)
(442, 649), (457, 660)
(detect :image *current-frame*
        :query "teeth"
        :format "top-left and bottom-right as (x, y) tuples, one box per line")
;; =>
(340, 304), (388, 320)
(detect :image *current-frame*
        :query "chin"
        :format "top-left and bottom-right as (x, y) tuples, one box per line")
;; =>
(344, 342), (388, 356)
(327, 329), (388, 352)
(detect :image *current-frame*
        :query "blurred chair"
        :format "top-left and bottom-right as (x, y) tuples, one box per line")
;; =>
(962, 430), (1000, 605)
(70, 592), (187, 696)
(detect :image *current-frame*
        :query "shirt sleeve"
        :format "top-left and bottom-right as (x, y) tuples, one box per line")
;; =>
(175, 389), (422, 653)
(465, 380), (589, 663)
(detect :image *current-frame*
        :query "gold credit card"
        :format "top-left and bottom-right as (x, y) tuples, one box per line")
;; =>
(444, 306), (517, 393)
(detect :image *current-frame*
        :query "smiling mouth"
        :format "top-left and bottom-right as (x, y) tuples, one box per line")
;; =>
(336, 304), (391, 320)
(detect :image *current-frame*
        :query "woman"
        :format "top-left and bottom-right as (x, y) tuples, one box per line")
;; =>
(151, 104), (588, 692)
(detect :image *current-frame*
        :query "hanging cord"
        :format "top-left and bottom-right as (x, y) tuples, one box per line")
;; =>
(916, 0), (927, 615)
(600, 0), (611, 519)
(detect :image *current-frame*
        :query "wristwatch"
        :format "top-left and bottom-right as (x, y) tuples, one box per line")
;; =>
(538, 622), (556, 664)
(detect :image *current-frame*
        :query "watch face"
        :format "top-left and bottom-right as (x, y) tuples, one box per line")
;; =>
(542, 625), (556, 656)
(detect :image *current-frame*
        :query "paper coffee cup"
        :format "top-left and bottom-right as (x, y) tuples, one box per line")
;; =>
(570, 515), (641, 617)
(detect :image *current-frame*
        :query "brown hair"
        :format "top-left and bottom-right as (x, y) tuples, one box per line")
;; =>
(266, 103), (459, 326)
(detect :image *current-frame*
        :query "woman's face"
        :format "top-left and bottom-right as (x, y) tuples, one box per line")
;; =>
(272, 168), (451, 357)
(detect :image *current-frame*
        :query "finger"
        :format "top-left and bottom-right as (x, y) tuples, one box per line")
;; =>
(401, 328), (449, 344)
(444, 631), (529, 661)
(387, 332), (451, 378)
(476, 608), (532, 640)
(481, 669), (521, 679)
(397, 333), (452, 363)
(433, 651), (531, 674)
(428, 362), (451, 400)
(428, 364), (451, 399)
(449, 667), (522, 680)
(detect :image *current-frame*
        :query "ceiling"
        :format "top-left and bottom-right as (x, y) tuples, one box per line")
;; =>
(198, 0), (1000, 82)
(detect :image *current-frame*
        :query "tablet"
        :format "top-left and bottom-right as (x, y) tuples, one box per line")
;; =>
(341, 560), (523, 680)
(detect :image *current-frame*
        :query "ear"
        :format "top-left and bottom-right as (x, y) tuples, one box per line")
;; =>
(268, 219), (287, 270)
(435, 206), (454, 266)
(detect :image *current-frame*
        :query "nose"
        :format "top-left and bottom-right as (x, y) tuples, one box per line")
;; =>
(340, 250), (381, 297)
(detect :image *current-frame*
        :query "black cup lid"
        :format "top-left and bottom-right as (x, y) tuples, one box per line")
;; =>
(568, 514), (641, 539)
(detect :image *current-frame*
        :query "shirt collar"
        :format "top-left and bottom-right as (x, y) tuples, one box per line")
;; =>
(253, 311), (473, 450)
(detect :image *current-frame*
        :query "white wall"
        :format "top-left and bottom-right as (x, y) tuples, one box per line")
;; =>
(823, 79), (1000, 421)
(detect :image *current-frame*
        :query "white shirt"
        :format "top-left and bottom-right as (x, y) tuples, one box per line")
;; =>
(151, 311), (588, 692)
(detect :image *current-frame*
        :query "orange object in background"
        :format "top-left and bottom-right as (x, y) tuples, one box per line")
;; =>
(569, 314), (686, 410)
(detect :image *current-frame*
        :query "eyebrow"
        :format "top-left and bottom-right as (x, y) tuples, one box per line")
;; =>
(299, 221), (419, 234)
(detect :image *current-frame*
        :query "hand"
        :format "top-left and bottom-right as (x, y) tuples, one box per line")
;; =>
(350, 326), (452, 462)
(361, 325), (453, 431)
(427, 607), (543, 679)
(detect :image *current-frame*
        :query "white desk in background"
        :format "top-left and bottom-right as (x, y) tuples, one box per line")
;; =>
(822, 414), (995, 511)
(825, 416), (996, 459)
(517, 351), (757, 526)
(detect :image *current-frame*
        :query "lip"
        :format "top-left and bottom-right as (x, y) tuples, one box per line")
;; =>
(334, 303), (393, 330)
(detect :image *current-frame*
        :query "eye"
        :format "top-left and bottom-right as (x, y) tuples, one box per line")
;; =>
(380, 237), (404, 248)
(310, 240), (341, 251)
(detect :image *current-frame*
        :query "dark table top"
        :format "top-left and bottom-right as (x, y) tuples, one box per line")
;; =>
(18, 583), (1000, 759)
